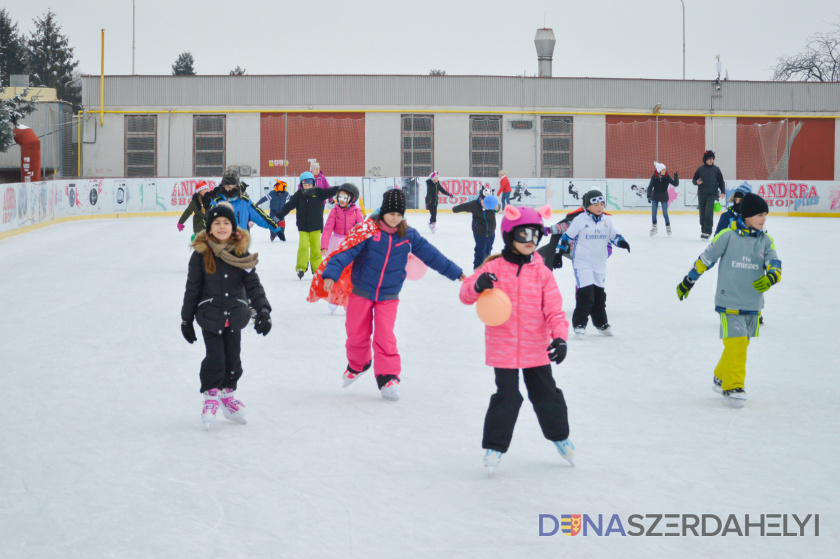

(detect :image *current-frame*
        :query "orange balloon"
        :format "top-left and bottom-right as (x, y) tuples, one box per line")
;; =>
(476, 288), (512, 326)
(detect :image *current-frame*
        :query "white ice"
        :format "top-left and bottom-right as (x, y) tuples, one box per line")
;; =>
(1, 212), (837, 558)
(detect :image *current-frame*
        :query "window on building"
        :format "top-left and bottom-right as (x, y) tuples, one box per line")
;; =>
(541, 116), (573, 178)
(193, 115), (226, 176)
(470, 115), (502, 177)
(124, 115), (157, 177)
(401, 114), (434, 177)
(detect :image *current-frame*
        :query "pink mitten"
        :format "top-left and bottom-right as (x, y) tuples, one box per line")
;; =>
(177, 222), (185, 232)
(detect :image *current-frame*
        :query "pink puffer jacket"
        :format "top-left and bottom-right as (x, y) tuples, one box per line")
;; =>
(460, 252), (568, 368)
(322, 203), (365, 250)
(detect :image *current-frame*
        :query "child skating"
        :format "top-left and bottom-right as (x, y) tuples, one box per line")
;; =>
(180, 202), (273, 428)
(460, 205), (574, 473)
(425, 171), (453, 233)
(256, 179), (290, 241)
(320, 183), (365, 312)
(314, 189), (465, 401)
(646, 162), (679, 236)
(276, 171), (340, 279)
(177, 181), (212, 242)
(676, 193), (781, 407)
(556, 190), (630, 336)
(452, 194), (499, 269)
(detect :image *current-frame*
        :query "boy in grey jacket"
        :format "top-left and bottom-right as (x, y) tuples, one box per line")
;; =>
(675, 193), (781, 407)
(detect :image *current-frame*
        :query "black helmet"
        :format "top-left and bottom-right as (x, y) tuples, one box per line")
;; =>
(338, 183), (360, 203)
(582, 189), (605, 208)
(221, 168), (240, 186)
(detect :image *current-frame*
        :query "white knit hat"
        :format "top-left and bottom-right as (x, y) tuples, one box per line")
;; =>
(654, 162), (666, 174)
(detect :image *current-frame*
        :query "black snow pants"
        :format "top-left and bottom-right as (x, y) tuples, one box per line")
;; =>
(199, 326), (243, 393)
(572, 285), (608, 329)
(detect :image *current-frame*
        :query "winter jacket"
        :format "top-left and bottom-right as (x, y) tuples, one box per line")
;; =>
(537, 208), (586, 269)
(277, 186), (340, 233)
(690, 222), (781, 313)
(561, 211), (624, 273)
(452, 199), (497, 237)
(211, 193), (279, 232)
(322, 203), (365, 250)
(460, 251), (569, 369)
(181, 230), (271, 334)
(692, 163), (726, 197)
(257, 190), (289, 212)
(646, 172), (679, 203)
(323, 224), (463, 301)
(498, 176), (511, 194)
(425, 179), (453, 208)
(714, 208), (738, 236)
(179, 192), (213, 234)
(314, 172), (330, 191)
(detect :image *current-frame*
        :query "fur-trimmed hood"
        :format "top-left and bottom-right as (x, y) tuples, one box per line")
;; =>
(193, 228), (251, 256)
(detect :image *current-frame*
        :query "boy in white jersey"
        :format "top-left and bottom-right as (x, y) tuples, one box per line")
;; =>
(557, 190), (630, 336)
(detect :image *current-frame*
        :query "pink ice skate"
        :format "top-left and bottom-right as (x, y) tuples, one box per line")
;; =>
(201, 389), (220, 428)
(343, 362), (371, 388)
(220, 388), (247, 425)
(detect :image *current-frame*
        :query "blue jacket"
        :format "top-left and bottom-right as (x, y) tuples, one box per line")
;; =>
(257, 190), (289, 213)
(323, 226), (463, 301)
(212, 194), (279, 232)
(714, 208), (737, 236)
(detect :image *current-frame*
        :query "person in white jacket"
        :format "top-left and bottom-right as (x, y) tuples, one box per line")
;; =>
(556, 190), (630, 336)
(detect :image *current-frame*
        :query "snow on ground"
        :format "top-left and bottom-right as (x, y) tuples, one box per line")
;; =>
(1, 211), (837, 558)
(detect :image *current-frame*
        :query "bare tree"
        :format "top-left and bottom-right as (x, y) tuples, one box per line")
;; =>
(772, 25), (840, 82)
(429, 69), (446, 76)
(229, 65), (246, 75)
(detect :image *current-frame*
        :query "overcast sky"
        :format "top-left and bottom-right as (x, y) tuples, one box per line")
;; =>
(8, 0), (840, 81)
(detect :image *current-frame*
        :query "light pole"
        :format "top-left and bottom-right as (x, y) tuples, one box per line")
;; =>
(680, 0), (685, 79)
(132, 0), (135, 74)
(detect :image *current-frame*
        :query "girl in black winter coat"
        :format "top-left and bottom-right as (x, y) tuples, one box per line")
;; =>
(180, 202), (273, 428)
(646, 162), (679, 236)
(425, 171), (453, 233)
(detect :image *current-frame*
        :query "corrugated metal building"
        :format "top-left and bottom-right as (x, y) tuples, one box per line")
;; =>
(78, 75), (840, 181)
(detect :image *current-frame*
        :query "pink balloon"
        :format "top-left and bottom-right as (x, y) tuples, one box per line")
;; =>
(405, 253), (428, 281)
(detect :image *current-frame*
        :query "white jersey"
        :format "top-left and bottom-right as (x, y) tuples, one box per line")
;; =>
(564, 211), (620, 273)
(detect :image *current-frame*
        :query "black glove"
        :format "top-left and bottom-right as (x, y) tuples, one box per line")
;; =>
(181, 320), (197, 344)
(676, 276), (695, 300)
(616, 239), (630, 252)
(474, 272), (497, 293)
(548, 338), (567, 364)
(673, 172), (679, 180)
(552, 254), (563, 269)
(254, 309), (272, 336)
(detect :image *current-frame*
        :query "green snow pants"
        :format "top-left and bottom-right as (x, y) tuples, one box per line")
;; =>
(297, 230), (323, 273)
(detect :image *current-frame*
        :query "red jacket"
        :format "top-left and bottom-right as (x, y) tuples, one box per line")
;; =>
(498, 176), (511, 193)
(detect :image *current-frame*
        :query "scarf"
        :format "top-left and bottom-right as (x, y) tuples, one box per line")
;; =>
(206, 236), (259, 270)
(308, 219), (380, 307)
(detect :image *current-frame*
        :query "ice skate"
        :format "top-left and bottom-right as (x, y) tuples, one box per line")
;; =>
(297, 270), (305, 280)
(721, 388), (747, 408)
(328, 303), (338, 314)
(666, 225), (672, 236)
(650, 224), (657, 236)
(573, 326), (586, 338)
(278, 229), (286, 242)
(554, 439), (575, 466)
(270, 232), (276, 242)
(220, 388), (247, 425)
(342, 362), (371, 387)
(595, 324), (613, 336)
(380, 379), (400, 401)
(201, 389), (220, 429)
(759, 315), (764, 325)
(430, 222), (437, 234)
(712, 376), (723, 394)
(483, 449), (502, 474)
(701, 233), (710, 240)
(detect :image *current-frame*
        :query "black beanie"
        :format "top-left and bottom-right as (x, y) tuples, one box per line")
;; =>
(205, 201), (237, 232)
(703, 150), (716, 163)
(381, 189), (406, 216)
(739, 193), (769, 218)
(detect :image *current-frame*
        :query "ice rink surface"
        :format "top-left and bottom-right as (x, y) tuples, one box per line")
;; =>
(1, 211), (837, 558)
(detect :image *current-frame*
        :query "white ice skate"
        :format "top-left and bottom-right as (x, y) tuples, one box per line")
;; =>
(483, 449), (502, 474)
(328, 303), (338, 314)
(650, 224), (657, 236)
(666, 225), (672, 237)
(573, 326), (586, 338)
(596, 324), (613, 336)
(430, 222), (437, 234)
(380, 379), (400, 401)
(220, 388), (247, 425)
(342, 362), (370, 388)
(712, 376), (723, 394)
(201, 389), (220, 429)
(722, 388), (747, 408)
(554, 439), (575, 467)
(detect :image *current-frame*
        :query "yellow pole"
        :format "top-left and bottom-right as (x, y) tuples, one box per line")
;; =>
(77, 110), (82, 177)
(100, 29), (104, 126)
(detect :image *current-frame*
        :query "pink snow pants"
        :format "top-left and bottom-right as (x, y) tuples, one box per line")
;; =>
(345, 294), (400, 380)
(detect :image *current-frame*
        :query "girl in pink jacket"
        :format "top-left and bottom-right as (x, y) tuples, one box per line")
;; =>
(460, 205), (574, 473)
(321, 183), (365, 312)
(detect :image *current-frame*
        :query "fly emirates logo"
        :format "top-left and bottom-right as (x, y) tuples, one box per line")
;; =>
(731, 256), (760, 270)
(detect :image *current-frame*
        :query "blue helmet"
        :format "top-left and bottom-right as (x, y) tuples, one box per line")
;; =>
(299, 171), (315, 184)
